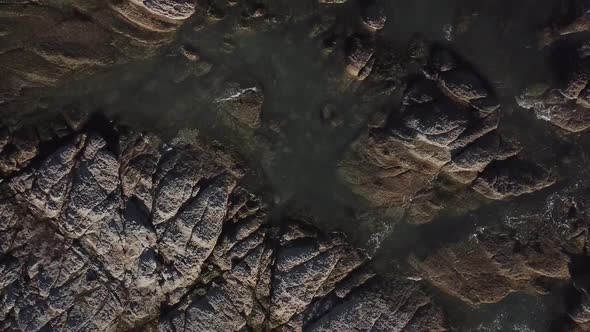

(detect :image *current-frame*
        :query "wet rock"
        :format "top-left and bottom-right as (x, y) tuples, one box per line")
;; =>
(4, 2), (590, 331)
(472, 159), (555, 200)
(0, 0), (195, 106)
(302, 276), (446, 331)
(131, 0), (196, 21)
(180, 45), (200, 61)
(0, 127), (39, 176)
(525, 7), (590, 133)
(518, 85), (590, 133)
(430, 48), (458, 72)
(341, 45), (523, 224)
(440, 68), (489, 101)
(407, 34), (429, 62)
(0, 115), (453, 331)
(410, 184), (588, 307)
(538, 2), (590, 47)
(360, 0), (386, 31)
(344, 34), (375, 80)
(215, 83), (264, 129)
(268, 223), (446, 331)
(410, 223), (570, 305)
(361, 44), (407, 96)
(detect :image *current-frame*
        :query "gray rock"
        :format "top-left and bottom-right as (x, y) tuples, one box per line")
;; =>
(361, 0), (387, 31)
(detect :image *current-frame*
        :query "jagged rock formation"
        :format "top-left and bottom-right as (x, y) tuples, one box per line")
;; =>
(3, 0), (590, 331)
(0, 119), (446, 331)
(340, 43), (554, 224)
(519, 10), (590, 133)
(0, 0), (195, 105)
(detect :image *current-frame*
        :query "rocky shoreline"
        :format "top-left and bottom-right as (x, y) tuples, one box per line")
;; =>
(3, 0), (590, 331)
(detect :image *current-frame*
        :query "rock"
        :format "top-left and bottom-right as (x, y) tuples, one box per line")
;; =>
(180, 45), (200, 61)
(0, 116), (449, 331)
(340, 45), (529, 225)
(518, 86), (590, 133)
(303, 276), (446, 331)
(520, 9), (590, 133)
(215, 83), (264, 129)
(472, 159), (555, 200)
(4, 3), (590, 331)
(410, 184), (587, 306)
(0, 0), (195, 106)
(130, 0), (196, 21)
(538, 3), (590, 47)
(360, 0), (386, 31)
(344, 35), (375, 80)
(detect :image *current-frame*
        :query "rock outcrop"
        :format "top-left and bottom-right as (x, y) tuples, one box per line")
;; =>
(3, 0), (590, 331)
(0, 0), (196, 105)
(0, 118), (447, 331)
(340, 44), (554, 224)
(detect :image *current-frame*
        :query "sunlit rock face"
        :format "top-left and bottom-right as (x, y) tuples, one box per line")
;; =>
(0, 0), (196, 106)
(0, 117), (447, 331)
(340, 44), (553, 224)
(3, 0), (590, 331)
(130, 0), (196, 21)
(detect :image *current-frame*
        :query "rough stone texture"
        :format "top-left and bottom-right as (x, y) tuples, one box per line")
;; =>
(409, 178), (590, 328)
(130, 0), (196, 21)
(215, 83), (264, 129)
(4, 1), (590, 331)
(516, 3), (590, 134)
(0, 0), (193, 106)
(517, 52), (590, 132)
(0, 119), (447, 331)
(340, 44), (552, 224)
(344, 34), (375, 80)
(360, 0), (386, 31)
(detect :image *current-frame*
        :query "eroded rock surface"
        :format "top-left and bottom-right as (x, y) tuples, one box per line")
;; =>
(3, 1), (590, 331)
(341, 44), (554, 224)
(0, 118), (447, 331)
(0, 0), (196, 105)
